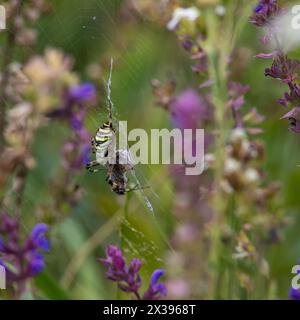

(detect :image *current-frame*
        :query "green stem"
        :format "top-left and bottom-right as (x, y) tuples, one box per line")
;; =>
(204, 8), (230, 299)
(204, 2), (253, 299)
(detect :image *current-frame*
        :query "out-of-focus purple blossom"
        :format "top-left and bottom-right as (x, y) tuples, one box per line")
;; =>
(254, 0), (276, 14)
(281, 107), (300, 133)
(68, 83), (96, 103)
(100, 245), (167, 300)
(80, 144), (92, 165)
(48, 82), (96, 124)
(170, 89), (209, 129)
(168, 89), (212, 165)
(143, 269), (168, 300)
(228, 82), (250, 128)
(255, 51), (278, 59)
(181, 37), (194, 51)
(254, 3), (265, 14)
(48, 83), (96, 168)
(250, 0), (280, 26)
(228, 82), (250, 109)
(289, 287), (300, 300)
(179, 36), (207, 74)
(265, 56), (300, 83)
(70, 113), (84, 131)
(26, 223), (50, 252)
(0, 213), (49, 297)
(191, 48), (208, 74)
(263, 55), (300, 132)
(166, 278), (190, 298)
(151, 77), (213, 299)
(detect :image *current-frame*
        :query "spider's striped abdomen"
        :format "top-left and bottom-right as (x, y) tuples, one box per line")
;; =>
(92, 122), (115, 165)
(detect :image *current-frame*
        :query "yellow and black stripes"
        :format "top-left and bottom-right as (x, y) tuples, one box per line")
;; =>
(86, 121), (114, 171)
(91, 121), (114, 158)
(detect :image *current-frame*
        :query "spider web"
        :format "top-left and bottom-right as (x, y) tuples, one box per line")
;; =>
(46, 0), (176, 273)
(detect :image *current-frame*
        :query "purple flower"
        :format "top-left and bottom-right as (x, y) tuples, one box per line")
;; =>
(48, 83), (96, 168)
(281, 107), (300, 133)
(71, 114), (84, 131)
(129, 258), (142, 274)
(0, 213), (50, 297)
(80, 144), (92, 165)
(228, 82), (251, 128)
(100, 245), (142, 294)
(253, 0), (277, 14)
(181, 37), (194, 51)
(250, 0), (280, 26)
(100, 245), (167, 300)
(170, 89), (209, 129)
(68, 83), (96, 103)
(27, 252), (45, 276)
(179, 37), (207, 74)
(254, 3), (264, 14)
(289, 287), (300, 300)
(27, 223), (50, 252)
(265, 56), (300, 83)
(106, 245), (126, 272)
(143, 269), (168, 300)
(255, 51), (278, 59)
(48, 83), (96, 123)
(254, 49), (300, 133)
(264, 56), (300, 122)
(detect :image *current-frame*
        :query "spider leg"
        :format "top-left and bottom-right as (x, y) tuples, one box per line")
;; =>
(86, 160), (101, 173)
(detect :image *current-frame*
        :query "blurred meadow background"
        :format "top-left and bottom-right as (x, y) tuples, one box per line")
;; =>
(1, 0), (300, 300)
